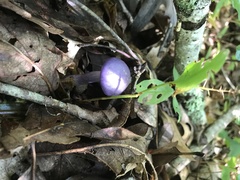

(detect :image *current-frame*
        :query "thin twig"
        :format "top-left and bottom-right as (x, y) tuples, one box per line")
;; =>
(221, 68), (236, 90)
(31, 142), (36, 180)
(67, 0), (139, 60)
(118, 0), (133, 24)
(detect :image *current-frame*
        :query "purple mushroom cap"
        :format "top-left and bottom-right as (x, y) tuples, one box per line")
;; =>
(100, 58), (131, 96)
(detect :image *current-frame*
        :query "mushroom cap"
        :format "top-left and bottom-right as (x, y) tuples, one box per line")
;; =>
(100, 58), (131, 96)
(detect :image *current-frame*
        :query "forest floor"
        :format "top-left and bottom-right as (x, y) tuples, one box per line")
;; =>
(0, 1), (239, 180)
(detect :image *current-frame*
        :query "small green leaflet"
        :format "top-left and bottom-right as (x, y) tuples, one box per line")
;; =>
(219, 130), (240, 157)
(236, 45), (240, 61)
(135, 79), (174, 105)
(172, 97), (181, 122)
(231, 0), (240, 20)
(173, 66), (180, 80)
(173, 49), (229, 94)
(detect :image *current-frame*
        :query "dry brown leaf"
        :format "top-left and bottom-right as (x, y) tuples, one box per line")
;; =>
(134, 64), (158, 128)
(150, 142), (179, 167)
(23, 121), (99, 145)
(85, 143), (157, 179)
(127, 123), (150, 137)
(134, 102), (158, 127)
(83, 127), (141, 141)
(0, 126), (30, 152)
(160, 110), (194, 160)
(0, 10), (63, 94)
(21, 104), (76, 132)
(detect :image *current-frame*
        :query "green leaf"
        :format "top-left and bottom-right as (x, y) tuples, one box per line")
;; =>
(227, 157), (237, 169)
(236, 45), (240, 61)
(136, 79), (174, 105)
(235, 117), (240, 125)
(231, 0), (240, 20)
(228, 140), (240, 157)
(136, 79), (164, 92)
(172, 97), (181, 122)
(173, 50), (229, 94)
(219, 130), (240, 157)
(212, 0), (230, 19)
(219, 130), (231, 146)
(222, 166), (231, 180)
(173, 66), (180, 81)
(217, 26), (229, 39)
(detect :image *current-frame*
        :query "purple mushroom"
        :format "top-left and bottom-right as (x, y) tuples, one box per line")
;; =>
(71, 58), (131, 96)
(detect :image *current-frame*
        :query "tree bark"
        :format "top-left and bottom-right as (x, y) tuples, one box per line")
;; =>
(174, 0), (211, 126)
(168, 0), (212, 177)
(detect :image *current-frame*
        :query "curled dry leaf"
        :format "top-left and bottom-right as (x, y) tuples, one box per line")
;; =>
(160, 110), (194, 160)
(150, 141), (179, 168)
(82, 127), (141, 141)
(157, 123), (174, 146)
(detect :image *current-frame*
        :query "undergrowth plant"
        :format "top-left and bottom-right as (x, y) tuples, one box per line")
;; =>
(135, 49), (230, 120)
(219, 130), (240, 179)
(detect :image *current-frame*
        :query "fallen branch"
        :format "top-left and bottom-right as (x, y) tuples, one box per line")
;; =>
(0, 82), (118, 126)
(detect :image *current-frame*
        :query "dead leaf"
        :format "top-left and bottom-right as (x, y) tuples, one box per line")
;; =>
(127, 123), (150, 137)
(103, 0), (117, 28)
(134, 63), (158, 128)
(157, 123), (174, 147)
(82, 143), (157, 179)
(150, 142), (179, 167)
(0, 0), (113, 42)
(134, 102), (158, 127)
(160, 110), (194, 160)
(83, 127), (141, 140)
(0, 10), (63, 94)
(0, 126), (30, 152)
(23, 121), (99, 145)
(21, 104), (73, 132)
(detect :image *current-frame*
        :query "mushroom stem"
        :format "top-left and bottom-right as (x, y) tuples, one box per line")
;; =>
(72, 71), (101, 84)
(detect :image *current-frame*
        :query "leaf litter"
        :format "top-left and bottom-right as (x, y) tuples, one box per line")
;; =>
(0, 1), (211, 179)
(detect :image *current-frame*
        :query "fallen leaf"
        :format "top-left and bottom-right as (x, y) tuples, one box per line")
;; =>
(24, 121), (99, 145)
(0, 10), (63, 94)
(84, 143), (156, 179)
(160, 110), (194, 160)
(83, 127), (141, 141)
(134, 101), (158, 127)
(0, 0), (114, 41)
(150, 142), (179, 167)
(0, 126), (30, 152)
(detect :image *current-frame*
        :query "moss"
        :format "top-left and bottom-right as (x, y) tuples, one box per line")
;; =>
(176, 0), (197, 16)
(183, 88), (206, 125)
